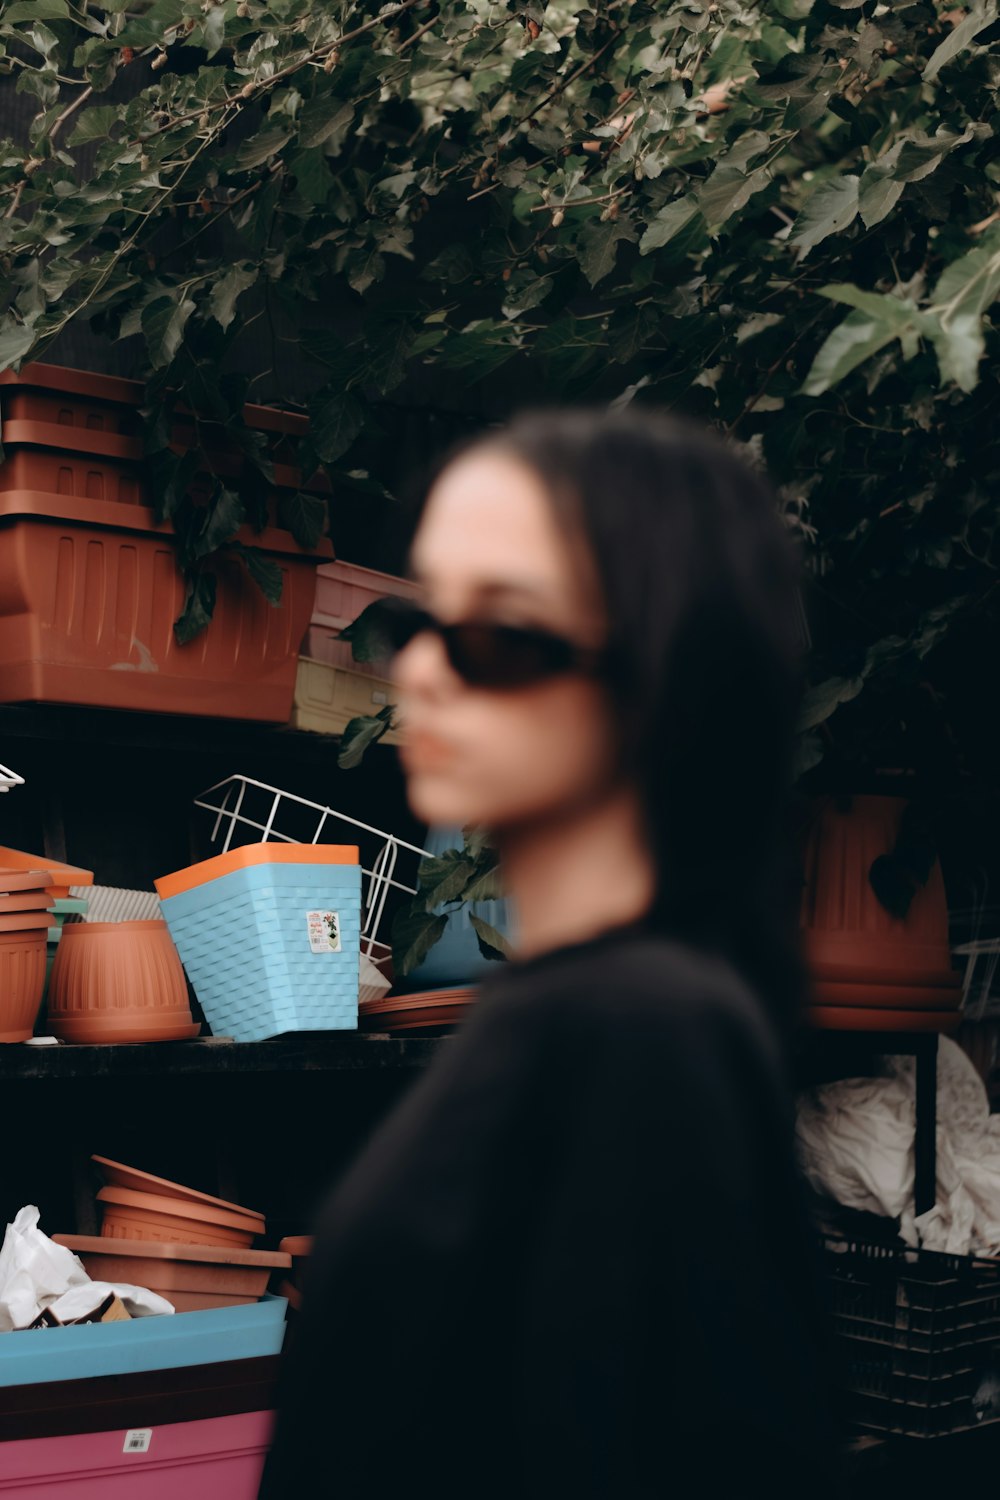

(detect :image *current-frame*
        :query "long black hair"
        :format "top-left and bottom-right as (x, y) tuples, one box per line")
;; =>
(437, 407), (807, 1035)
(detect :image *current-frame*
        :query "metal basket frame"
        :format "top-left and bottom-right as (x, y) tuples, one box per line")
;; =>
(193, 774), (431, 960)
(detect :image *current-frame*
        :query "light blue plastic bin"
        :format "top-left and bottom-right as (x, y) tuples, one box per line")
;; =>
(0, 1295), (287, 1388)
(156, 844), (361, 1043)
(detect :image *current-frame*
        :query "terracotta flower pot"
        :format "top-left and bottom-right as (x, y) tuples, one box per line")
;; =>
(0, 930), (48, 1042)
(0, 846), (93, 900)
(93, 1154), (264, 1223)
(97, 1186), (261, 1249)
(48, 920), (199, 1045)
(0, 362), (332, 722)
(53, 1235), (290, 1313)
(800, 796), (953, 986)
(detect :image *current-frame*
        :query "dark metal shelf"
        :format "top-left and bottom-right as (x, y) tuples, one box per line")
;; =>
(0, 702), (348, 758)
(0, 1033), (442, 1081)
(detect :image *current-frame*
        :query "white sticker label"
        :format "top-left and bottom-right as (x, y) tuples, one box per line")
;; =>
(123, 1429), (153, 1454)
(307, 910), (341, 953)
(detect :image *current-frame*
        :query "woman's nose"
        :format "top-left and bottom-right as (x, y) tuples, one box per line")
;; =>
(393, 629), (459, 702)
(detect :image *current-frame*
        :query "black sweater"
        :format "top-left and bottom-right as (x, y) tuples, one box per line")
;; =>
(259, 928), (838, 1498)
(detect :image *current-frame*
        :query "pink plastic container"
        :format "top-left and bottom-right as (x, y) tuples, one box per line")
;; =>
(308, 560), (418, 674)
(0, 1409), (273, 1499)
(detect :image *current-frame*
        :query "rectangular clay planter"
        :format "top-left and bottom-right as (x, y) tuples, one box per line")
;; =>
(53, 1236), (291, 1313)
(0, 493), (329, 720)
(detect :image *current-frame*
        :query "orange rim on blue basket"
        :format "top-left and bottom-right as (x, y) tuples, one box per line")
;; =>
(155, 843), (360, 900)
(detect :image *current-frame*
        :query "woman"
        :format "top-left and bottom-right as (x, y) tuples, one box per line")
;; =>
(260, 409), (839, 1497)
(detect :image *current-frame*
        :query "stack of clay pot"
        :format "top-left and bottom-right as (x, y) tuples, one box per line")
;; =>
(0, 869), (54, 1042)
(55, 1156), (289, 1312)
(801, 796), (962, 1033)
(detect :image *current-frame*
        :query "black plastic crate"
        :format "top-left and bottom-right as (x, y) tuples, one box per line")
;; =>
(824, 1233), (1000, 1437)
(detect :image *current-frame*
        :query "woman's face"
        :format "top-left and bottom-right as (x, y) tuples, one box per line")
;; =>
(394, 448), (618, 833)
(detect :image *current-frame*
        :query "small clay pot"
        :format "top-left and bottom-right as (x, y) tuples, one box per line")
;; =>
(52, 1235), (290, 1313)
(93, 1155), (263, 1223)
(97, 1186), (261, 1249)
(48, 920), (196, 1045)
(0, 931), (48, 1042)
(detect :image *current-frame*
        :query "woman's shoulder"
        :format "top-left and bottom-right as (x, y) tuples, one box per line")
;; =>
(478, 926), (778, 1060)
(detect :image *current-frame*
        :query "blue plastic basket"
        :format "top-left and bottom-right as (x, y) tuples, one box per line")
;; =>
(0, 1295), (287, 1388)
(156, 846), (361, 1043)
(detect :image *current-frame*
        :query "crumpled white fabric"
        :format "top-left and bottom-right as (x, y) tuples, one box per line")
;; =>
(797, 1037), (1000, 1257)
(0, 1206), (174, 1330)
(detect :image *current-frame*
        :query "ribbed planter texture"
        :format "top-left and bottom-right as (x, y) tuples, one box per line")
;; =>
(47, 920), (199, 1044)
(0, 363), (332, 721)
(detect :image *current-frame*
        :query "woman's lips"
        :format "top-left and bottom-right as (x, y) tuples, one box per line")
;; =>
(401, 730), (456, 771)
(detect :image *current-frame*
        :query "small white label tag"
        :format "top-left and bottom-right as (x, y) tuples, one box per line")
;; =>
(123, 1429), (153, 1454)
(307, 910), (341, 953)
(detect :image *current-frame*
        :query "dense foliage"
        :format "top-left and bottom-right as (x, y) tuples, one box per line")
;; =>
(2, 2), (1000, 941)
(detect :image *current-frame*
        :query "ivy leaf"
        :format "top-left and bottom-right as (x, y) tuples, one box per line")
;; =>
(0, 320), (37, 373)
(298, 97), (354, 151)
(461, 863), (504, 902)
(337, 707), (394, 768)
(790, 175), (859, 256)
(340, 601), (393, 663)
(3, 0), (70, 16)
(418, 850), (476, 908)
(924, 0), (998, 80)
(469, 914), (511, 962)
(391, 907), (448, 977)
(311, 391), (364, 463)
(234, 127), (291, 171)
(278, 491), (327, 550)
(142, 294), (195, 370)
(577, 220), (636, 289)
(797, 674), (865, 731)
(175, 571), (218, 645)
(146, 447), (201, 523)
(67, 106), (120, 146)
(228, 541), (283, 604)
(194, 487), (245, 559)
(800, 308), (902, 396)
(209, 264), (257, 331)
(639, 196), (699, 255)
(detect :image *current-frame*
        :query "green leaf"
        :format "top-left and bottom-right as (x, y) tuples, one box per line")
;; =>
(234, 127), (291, 171)
(790, 176), (859, 256)
(797, 675), (865, 731)
(930, 224), (1000, 322)
(800, 308), (902, 396)
(202, 2), (226, 57)
(418, 850), (476, 908)
(228, 541), (283, 604)
(857, 165), (904, 230)
(461, 863), (503, 903)
(337, 707), (394, 768)
(147, 447), (201, 523)
(67, 106), (121, 146)
(469, 914), (511, 962)
(174, 571), (217, 645)
(194, 487), (245, 559)
(311, 391), (364, 463)
(298, 97), (354, 151)
(3, 0), (69, 16)
(0, 320), (37, 373)
(923, 0), (997, 80)
(927, 312), (985, 393)
(278, 491), (327, 550)
(577, 220), (636, 289)
(391, 907), (448, 977)
(141, 294), (195, 370)
(340, 601), (393, 663)
(208, 264), (257, 331)
(639, 196), (699, 255)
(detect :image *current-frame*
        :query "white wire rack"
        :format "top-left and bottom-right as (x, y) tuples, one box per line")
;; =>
(955, 939), (1000, 1021)
(193, 774), (431, 961)
(0, 761), (24, 793)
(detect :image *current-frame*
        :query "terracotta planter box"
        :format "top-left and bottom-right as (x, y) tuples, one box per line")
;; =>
(0, 364), (332, 721)
(98, 1186), (261, 1249)
(53, 1236), (290, 1313)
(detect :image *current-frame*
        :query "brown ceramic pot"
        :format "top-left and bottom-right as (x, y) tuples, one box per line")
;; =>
(53, 1235), (290, 1313)
(0, 930), (48, 1042)
(97, 1186), (261, 1249)
(48, 920), (199, 1044)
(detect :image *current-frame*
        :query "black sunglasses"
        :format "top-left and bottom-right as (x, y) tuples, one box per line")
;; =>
(371, 596), (608, 690)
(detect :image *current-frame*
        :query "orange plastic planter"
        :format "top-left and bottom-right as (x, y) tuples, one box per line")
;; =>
(0, 930), (48, 1042)
(0, 846), (93, 901)
(48, 920), (199, 1045)
(52, 1235), (291, 1313)
(98, 1186), (261, 1249)
(0, 493), (328, 720)
(93, 1154), (264, 1222)
(800, 796), (953, 986)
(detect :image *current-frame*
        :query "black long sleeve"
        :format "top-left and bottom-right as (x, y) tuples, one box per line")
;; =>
(259, 929), (838, 1498)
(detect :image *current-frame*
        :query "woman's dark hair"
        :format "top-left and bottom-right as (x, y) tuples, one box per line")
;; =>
(426, 407), (807, 1035)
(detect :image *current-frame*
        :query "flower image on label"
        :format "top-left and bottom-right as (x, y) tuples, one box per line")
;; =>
(307, 910), (341, 953)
